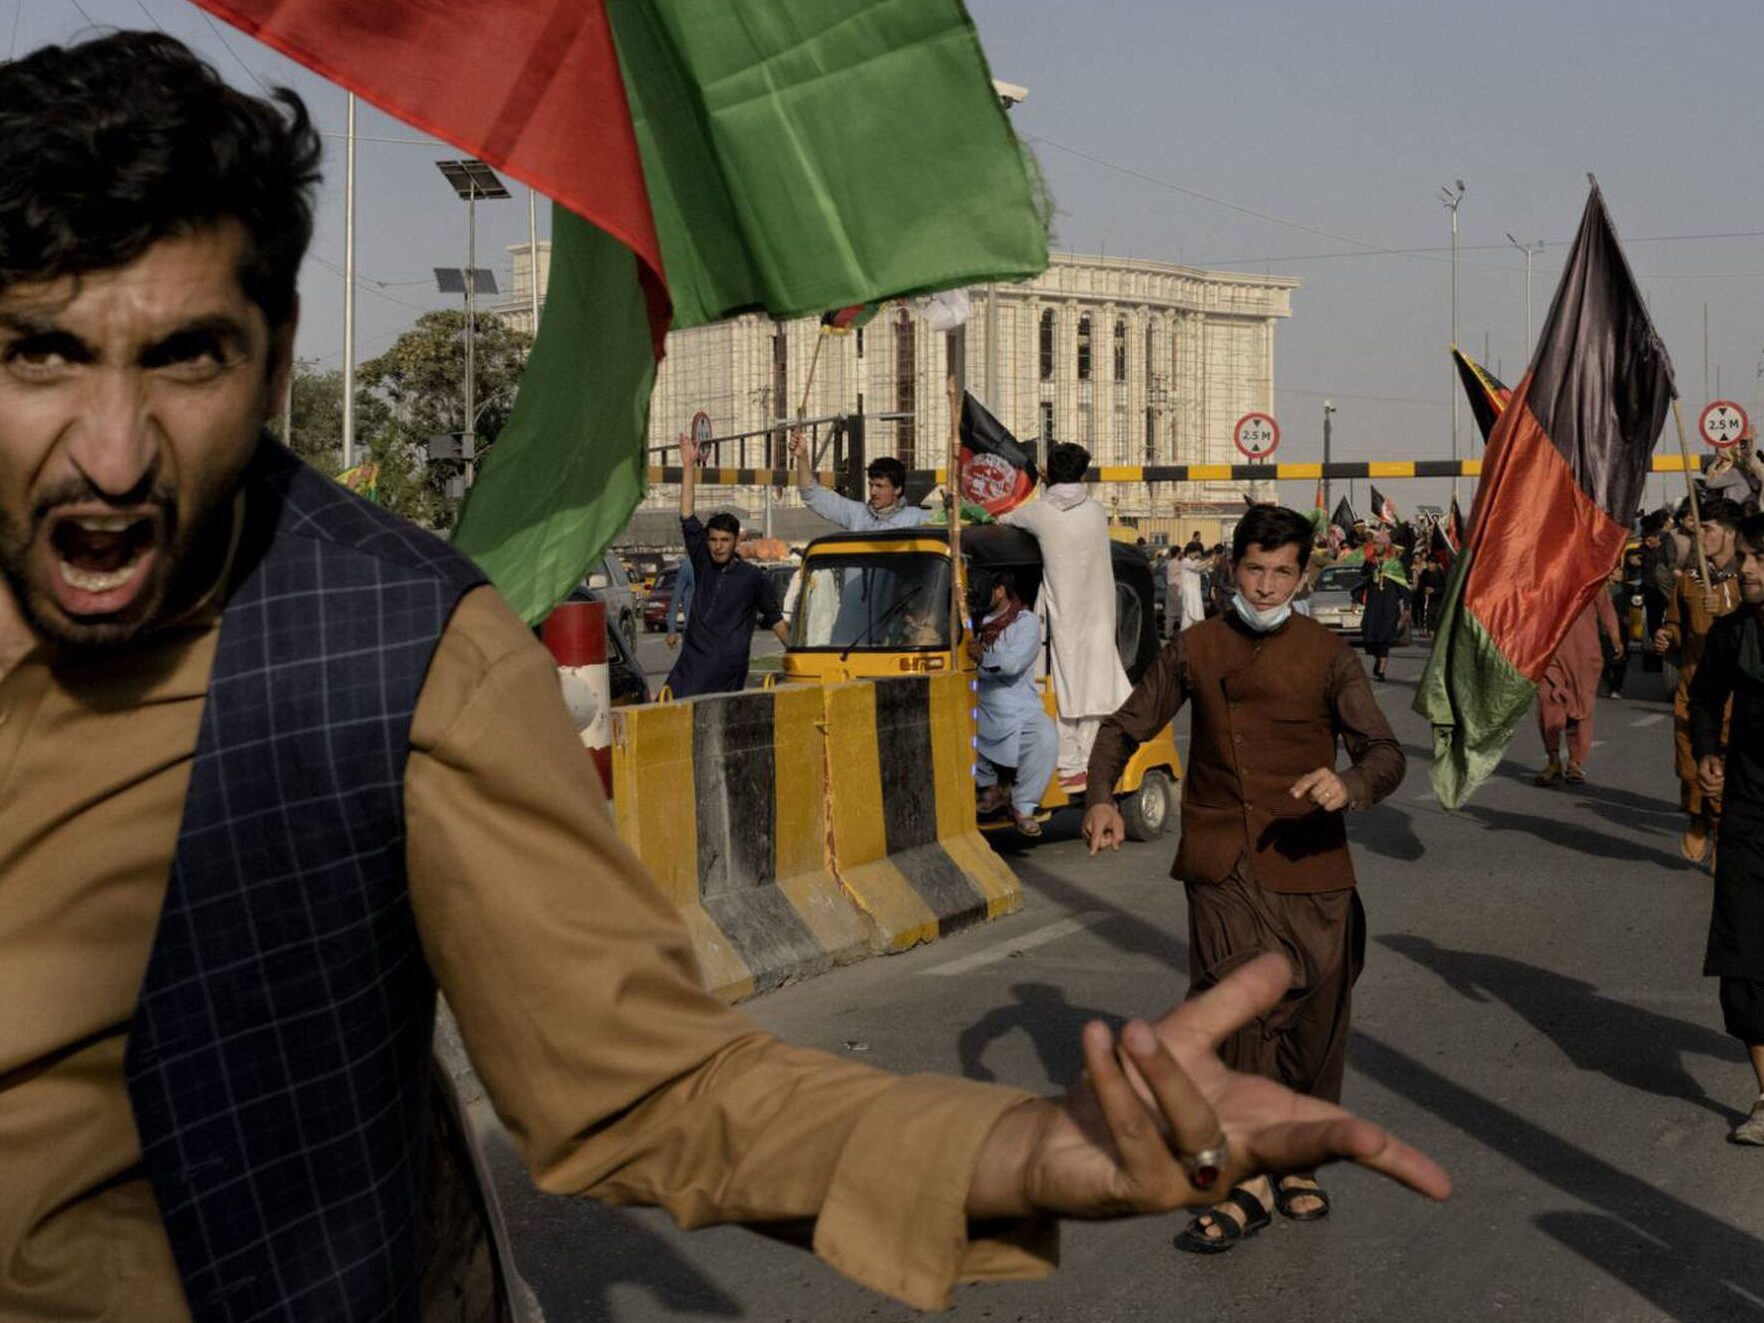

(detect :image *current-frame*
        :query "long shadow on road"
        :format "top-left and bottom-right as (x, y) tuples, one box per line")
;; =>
(958, 982), (1122, 1088)
(1006, 858), (1764, 1323)
(1380, 935), (1746, 1123)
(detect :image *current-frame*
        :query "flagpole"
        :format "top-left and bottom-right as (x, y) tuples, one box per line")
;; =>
(947, 375), (965, 656)
(1670, 397), (1712, 591)
(341, 92), (357, 471)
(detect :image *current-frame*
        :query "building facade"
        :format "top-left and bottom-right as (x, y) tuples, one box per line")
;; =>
(505, 245), (1297, 534)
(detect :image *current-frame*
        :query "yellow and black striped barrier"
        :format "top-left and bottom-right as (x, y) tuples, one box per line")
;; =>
(611, 683), (873, 1001)
(610, 672), (1023, 999)
(822, 672), (1020, 950)
(648, 454), (1716, 488)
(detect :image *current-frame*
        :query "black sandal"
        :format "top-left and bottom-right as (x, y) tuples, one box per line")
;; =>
(1274, 1176), (1331, 1222)
(1173, 1186), (1271, 1255)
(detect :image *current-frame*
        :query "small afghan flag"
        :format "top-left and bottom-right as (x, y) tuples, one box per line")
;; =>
(959, 391), (1038, 516)
(1452, 346), (1512, 445)
(335, 461), (380, 503)
(820, 302), (884, 335)
(1416, 184), (1674, 808)
(197, 0), (1050, 622)
(1369, 485), (1399, 526)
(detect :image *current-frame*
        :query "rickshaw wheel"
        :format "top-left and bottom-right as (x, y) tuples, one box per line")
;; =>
(1122, 769), (1174, 841)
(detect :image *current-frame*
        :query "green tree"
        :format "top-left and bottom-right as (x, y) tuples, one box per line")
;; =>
(281, 359), (391, 476)
(357, 310), (532, 531)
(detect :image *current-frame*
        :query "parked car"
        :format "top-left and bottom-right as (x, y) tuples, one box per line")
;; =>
(643, 565), (685, 633)
(585, 552), (641, 640)
(1307, 562), (1411, 647)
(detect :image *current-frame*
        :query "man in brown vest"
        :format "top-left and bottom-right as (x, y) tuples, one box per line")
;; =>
(1083, 504), (1406, 1254)
(1654, 496), (1744, 864)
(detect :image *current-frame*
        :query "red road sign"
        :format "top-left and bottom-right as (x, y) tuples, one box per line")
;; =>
(1698, 400), (1748, 448)
(1233, 411), (1280, 460)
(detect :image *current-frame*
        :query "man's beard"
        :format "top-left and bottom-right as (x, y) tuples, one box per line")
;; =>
(0, 480), (186, 649)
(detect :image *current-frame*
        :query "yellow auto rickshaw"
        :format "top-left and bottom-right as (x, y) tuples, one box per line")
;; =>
(780, 525), (1181, 839)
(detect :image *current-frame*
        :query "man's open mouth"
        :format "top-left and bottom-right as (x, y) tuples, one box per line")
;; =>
(43, 510), (163, 614)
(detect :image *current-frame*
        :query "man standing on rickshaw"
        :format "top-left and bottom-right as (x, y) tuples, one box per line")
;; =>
(1000, 442), (1131, 791)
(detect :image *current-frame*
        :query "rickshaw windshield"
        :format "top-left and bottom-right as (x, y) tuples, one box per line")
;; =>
(791, 553), (953, 651)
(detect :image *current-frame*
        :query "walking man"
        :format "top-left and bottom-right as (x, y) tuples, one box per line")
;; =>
(1000, 442), (1131, 789)
(1688, 512), (1764, 1143)
(0, 31), (1448, 1320)
(969, 570), (1058, 836)
(663, 432), (788, 697)
(1083, 504), (1407, 1252)
(1533, 582), (1623, 787)
(1655, 497), (1744, 863)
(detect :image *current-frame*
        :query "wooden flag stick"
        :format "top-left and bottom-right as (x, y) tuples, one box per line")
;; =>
(1669, 397), (1713, 591)
(947, 375), (965, 655)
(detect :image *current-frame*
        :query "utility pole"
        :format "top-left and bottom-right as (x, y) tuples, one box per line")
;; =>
(527, 186), (541, 335)
(342, 92), (357, 470)
(1440, 181), (1466, 498)
(1506, 233), (1542, 360)
(1322, 399), (1336, 510)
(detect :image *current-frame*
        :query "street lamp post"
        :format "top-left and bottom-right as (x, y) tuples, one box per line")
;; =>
(1322, 399), (1336, 510)
(1439, 181), (1466, 497)
(436, 160), (511, 485)
(1506, 232), (1543, 361)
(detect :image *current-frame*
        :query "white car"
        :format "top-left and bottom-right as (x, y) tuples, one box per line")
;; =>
(1306, 562), (1413, 647)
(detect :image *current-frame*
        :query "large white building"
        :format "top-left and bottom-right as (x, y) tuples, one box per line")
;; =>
(504, 245), (1297, 535)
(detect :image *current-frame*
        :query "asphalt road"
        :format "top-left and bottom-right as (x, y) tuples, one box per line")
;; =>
(486, 640), (1764, 1323)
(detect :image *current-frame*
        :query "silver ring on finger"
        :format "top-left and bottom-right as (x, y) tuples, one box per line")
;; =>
(1180, 1140), (1229, 1190)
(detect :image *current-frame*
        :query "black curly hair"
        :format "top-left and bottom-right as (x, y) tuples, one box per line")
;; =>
(0, 30), (322, 327)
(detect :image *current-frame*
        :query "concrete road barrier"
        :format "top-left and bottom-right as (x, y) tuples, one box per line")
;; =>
(822, 672), (1022, 951)
(611, 684), (871, 1001)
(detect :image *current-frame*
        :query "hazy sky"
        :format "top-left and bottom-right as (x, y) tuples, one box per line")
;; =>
(17, 0), (1763, 513)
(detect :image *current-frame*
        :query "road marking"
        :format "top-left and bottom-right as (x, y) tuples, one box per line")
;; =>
(1631, 714), (1668, 728)
(919, 912), (1109, 976)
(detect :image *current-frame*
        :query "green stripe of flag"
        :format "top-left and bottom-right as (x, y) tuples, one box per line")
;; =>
(1412, 544), (1538, 809)
(455, 0), (1050, 622)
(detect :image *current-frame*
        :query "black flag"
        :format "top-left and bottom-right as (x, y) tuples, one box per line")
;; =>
(958, 391), (1038, 516)
(1330, 496), (1358, 538)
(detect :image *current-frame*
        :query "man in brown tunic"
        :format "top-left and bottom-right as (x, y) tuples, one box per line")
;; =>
(1084, 504), (1406, 1253)
(1655, 497), (1745, 864)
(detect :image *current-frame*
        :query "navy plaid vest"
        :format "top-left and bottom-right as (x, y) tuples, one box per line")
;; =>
(124, 443), (487, 1322)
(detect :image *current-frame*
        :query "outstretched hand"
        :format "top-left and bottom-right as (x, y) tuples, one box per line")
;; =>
(966, 953), (1451, 1220)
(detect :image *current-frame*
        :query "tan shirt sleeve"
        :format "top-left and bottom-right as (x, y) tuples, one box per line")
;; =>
(404, 588), (1055, 1309)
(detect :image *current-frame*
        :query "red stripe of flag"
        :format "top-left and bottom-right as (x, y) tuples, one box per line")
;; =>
(190, 0), (671, 350)
(1459, 372), (1631, 681)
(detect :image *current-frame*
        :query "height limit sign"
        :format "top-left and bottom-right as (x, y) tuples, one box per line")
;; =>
(1233, 411), (1281, 460)
(1699, 400), (1748, 448)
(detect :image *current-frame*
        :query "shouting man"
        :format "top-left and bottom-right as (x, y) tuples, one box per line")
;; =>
(0, 32), (1447, 1322)
(1084, 504), (1406, 1253)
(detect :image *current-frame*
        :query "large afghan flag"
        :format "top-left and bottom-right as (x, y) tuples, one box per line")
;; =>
(1415, 185), (1674, 808)
(195, 0), (1049, 621)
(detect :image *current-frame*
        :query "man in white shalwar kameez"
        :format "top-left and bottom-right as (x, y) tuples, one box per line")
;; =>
(999, 443), (1132, 788)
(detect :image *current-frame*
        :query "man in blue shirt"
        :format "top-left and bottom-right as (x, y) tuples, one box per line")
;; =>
(970, 570), (1057, 838)
(664, 434), (787, 697)
(792, 433), (927, 530)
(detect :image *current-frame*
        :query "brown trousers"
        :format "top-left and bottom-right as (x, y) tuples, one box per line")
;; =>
(1185, 870), (1365, 1103)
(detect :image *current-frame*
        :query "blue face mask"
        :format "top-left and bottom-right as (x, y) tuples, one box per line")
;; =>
(1231, 591), (1292, 633)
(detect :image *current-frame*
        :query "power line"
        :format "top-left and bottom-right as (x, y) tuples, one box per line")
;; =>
(132, 0), (164, 33)
(8, 0), (23, 57)
(195, 7), (275, 98)
(65, 0), (95, 26)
